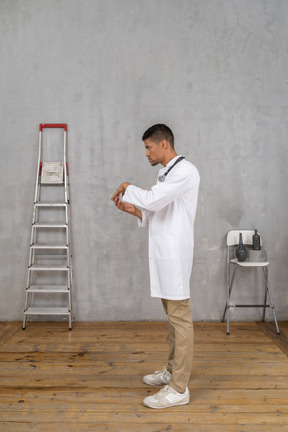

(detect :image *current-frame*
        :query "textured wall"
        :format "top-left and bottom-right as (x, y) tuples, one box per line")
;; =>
(0, 0), (288, 321)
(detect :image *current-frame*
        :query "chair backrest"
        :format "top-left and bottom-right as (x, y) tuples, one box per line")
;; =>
(226, 229), (262, 246)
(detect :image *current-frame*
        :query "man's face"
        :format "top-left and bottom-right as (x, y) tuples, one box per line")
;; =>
(144, 138), (164, 166)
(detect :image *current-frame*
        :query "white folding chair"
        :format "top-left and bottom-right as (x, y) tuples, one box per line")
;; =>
(222, 229), (280, 335)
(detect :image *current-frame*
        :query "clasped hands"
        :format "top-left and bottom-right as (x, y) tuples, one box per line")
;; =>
(111, 182), (137, 216)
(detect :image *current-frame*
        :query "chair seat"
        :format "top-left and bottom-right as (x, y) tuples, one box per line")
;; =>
(230, 258), (269, 267)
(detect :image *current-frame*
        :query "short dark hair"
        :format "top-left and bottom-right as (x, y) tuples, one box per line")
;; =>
(142, 124), (174, 148)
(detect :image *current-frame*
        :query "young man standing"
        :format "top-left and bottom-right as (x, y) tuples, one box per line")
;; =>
(111, 124), (200, 409)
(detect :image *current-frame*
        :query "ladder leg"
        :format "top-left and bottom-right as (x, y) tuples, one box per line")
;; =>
(69, 263), (74, 325)
(69, 310), (72, 330)
(22, 312), (27, 330)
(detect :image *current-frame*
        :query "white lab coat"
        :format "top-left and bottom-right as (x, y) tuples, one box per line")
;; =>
(123, 155), (200, 300)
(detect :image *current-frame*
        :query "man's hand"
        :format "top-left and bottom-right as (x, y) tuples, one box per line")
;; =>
(113, 196), (142, 219)
(114, 197), (138, 215)
(111, 183), (142, 220)
(111, 182), (131, 202)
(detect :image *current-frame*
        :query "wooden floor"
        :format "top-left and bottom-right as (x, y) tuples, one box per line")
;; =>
(0, 321), (288, 432)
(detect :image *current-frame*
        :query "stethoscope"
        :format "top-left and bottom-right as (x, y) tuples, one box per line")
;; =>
(158, 156), (185, 182)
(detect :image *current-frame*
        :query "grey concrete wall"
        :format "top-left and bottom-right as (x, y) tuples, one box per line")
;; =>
(0, 0), (288, 322)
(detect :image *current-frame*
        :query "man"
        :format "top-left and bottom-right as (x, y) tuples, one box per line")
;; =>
(111, 124), (200, 409)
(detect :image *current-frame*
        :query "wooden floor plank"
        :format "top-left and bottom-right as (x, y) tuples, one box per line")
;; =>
(0, 375), (286, 390)
(0, 401), (288, 415)
(0, 388), (287, 405)
(1, 410), (288, 424)
(0, 349), (285, 363)
(0, 340), (281, 354)
(0, 386), (287, 399)
(0, 360), (287, 377)
(0, 423), (286, 432)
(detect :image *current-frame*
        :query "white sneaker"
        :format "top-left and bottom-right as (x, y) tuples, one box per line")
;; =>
(143, 367), (171, 386)
(143, 385), (190, 409)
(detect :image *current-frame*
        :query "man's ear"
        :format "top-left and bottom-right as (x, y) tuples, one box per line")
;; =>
(161, 139), (169, 149)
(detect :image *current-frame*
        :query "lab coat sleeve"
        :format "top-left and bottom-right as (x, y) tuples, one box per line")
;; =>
(123, 166), (199, 212)
(137, 209), (150, 228)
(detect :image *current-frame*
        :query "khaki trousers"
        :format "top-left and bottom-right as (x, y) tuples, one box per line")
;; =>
(161, 299), (194, 393)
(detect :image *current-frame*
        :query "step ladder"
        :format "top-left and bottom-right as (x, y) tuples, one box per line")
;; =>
(23, 124), (73, 330)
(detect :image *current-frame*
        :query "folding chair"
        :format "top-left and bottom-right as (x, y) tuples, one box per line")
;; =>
(222, 229), (280, 335)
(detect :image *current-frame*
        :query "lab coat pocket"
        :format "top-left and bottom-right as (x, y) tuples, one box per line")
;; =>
(154, 235), (175, 260)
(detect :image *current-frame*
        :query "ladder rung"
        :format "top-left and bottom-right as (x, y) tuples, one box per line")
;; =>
(39, 182), (65, 186)
(24, 307), (70, 316)
(30, 243), (68, 249)
(33, 222), (67, 228)
(27, 285), (69, 293)
(34, 201), (67, 207)
(29, 264), (69, 271)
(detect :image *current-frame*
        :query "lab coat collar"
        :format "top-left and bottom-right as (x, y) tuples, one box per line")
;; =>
(165, 154), (183, 168)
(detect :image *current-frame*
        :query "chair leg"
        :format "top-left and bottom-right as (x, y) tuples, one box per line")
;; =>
(262, 268), (268, 322)
(222, 303), (228, 322)
(262, 267), (280, 335)
(222, 267), (237, 335)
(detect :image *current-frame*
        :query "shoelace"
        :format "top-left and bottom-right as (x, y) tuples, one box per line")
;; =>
(154, 366), (167, 376)
(155, 385), (173, 399)
(153, 367), (170, 383)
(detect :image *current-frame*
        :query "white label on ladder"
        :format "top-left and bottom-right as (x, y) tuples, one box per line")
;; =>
(41, 162), (64, 184)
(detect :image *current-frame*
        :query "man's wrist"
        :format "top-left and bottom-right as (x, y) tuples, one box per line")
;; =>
(134, 208), (142, 219)
(123, 182), (131, 194)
